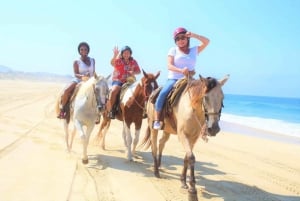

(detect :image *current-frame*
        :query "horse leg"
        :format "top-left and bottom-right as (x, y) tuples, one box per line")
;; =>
(81, 125), (95, 164)
(123, 123), (133, 161)
(188, 153), (197, 192)
(181, 154), (189, 189)
(158, 131), (170, 167)
(63, 120), (70, 152)
(69, 125), (76, 151)
(150, 129), (160, 177)
(132, 127), (140, 157)
(97, 117), (111, 150)
(74, 119), (88, 163)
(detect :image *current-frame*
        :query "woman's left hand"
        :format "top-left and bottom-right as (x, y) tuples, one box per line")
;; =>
(185, 31), (192, 38)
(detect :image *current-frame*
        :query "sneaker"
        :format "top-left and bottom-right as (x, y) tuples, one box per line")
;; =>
(153, 121), (161, 130)
(95, 115), (100, 124)
(57, 110), (66, 119)
(108, 111), (115, 119)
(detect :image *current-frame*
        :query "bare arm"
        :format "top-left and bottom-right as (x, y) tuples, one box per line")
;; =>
(186, 32), (210, 54)
(110, 46), (119, 66)
(73, 61), (82, 79)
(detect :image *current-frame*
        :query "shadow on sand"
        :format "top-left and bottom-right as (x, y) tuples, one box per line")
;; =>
(85, 148), (299, 201)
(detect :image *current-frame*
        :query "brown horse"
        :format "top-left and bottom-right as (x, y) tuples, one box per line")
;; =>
(96, 70), (160, 161)
(140, 74), (229, 200)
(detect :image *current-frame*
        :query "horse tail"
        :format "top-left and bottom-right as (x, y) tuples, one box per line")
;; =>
(55, 96), (61, 117)
(138, 126), (151, 150)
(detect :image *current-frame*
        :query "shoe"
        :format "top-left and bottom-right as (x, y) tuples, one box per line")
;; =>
(153, 121), (161, 130)
(108, 111), (115, 119)
(57, 110), (66, 119)
(95, 115), (100, 124)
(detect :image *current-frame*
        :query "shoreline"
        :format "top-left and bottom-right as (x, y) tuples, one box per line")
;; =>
(220, 120), (300, 145)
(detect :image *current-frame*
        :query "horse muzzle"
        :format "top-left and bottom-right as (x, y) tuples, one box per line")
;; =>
(97, 105), (106, 113)
(207, 122), (220, 136)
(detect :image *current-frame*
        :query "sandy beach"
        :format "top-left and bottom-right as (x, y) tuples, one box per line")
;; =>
(0, 79), (299, 201)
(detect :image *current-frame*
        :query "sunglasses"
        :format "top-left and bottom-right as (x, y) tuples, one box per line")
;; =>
(175, 35), (187, 42)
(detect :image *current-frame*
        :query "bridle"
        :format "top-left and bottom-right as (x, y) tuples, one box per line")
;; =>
(93, 81), (109, 112)
(202, 97), (223, 121)
(131, 79), (158, 110)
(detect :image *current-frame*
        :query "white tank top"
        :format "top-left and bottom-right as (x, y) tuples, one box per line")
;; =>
(77, 57), (95, 76)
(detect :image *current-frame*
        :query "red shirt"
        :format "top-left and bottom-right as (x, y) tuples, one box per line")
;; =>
(112, 58), (141, 83)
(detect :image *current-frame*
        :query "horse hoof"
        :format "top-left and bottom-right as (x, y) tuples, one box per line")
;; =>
(82, 159), (89, 164)
(154, 172), (160, 178)
(188, 190), (198, 201)
(181, 184), (189, 189)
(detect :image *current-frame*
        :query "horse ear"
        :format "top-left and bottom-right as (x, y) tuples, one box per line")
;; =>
(106, 74), (112, 80)
(155, 71), (160, 79)
(199, 74), (205, 82)
(94, 72), (98, 79)
(142, 69), (147, 77)
(219, 74), (230, 86)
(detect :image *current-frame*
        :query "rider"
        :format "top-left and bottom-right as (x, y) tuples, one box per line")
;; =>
(107, 45), (141, 119)
(57, 42), (95, 119)
(152, 27), (210, 129)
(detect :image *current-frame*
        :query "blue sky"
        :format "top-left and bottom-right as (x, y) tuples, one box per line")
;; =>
(1, 0), (299, 98)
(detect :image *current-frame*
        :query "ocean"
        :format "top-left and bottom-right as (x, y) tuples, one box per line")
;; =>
(220, 94), (300, 142)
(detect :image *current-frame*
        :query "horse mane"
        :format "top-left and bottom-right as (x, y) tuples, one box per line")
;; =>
(185, 79), (207, 108)
(77, 77), (96, 97)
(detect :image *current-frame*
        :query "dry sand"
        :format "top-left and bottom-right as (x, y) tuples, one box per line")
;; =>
(0, 79), (299, 201)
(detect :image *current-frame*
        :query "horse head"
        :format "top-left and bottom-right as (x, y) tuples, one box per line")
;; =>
(142, 69), (160, 101)
(93, 73), (111, 113)
(201, 74), (229, 136)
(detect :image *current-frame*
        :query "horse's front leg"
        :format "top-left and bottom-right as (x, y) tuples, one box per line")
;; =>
(69, 125), (76, 151)
(123, 123), (133, 161)
(188, 153), (197, 192)
(81, 125), (95, 164)
(181, 154), (189, 189)
(132, 125), (141, 156)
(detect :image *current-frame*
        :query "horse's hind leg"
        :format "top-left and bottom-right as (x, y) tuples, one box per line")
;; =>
(158, 131), (170, 167)
(69, 126), (76, 151)
(63, 120), (70, 152)
(96, 117), (111, 150)
(150, 129), (160, 177)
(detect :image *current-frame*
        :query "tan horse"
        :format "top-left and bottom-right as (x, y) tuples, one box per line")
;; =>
(140, 74), (229, 200)
(55, 73), (110, 164)
(96, 70), (160, 161)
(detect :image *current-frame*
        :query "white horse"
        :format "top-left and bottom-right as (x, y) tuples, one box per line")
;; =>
(56, 73), (110, 164)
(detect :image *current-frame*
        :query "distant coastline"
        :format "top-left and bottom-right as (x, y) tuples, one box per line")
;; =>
(0, 65), (72, 83)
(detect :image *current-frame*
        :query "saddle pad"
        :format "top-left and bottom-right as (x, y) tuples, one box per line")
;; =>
(167, 78), (188, 107)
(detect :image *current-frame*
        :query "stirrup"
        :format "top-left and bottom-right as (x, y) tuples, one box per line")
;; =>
(108, 111), (115, 119)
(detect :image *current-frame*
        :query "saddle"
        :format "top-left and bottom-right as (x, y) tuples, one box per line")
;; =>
(112, 80), (135, 116)
(149, 78), (189, 129)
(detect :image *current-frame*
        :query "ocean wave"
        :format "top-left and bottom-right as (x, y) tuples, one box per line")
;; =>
(221, 113), (300, 138)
